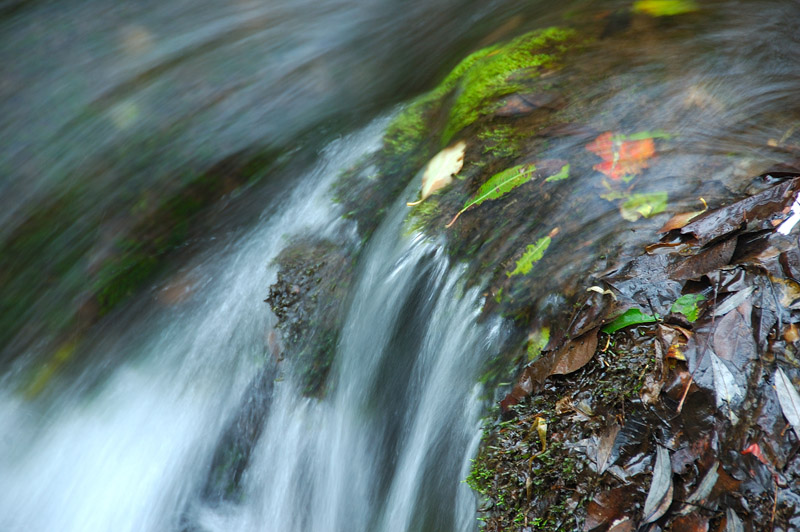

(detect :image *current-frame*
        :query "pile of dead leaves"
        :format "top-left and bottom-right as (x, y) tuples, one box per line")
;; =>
(483, 175), (800, 531)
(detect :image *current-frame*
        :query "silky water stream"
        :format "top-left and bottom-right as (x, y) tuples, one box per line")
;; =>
(0, 118), (503, 532)
(5, 1), (800, 530)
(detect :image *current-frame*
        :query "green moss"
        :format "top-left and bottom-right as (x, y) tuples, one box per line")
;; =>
(403, 197), (442, 237)
(443, 27), (577, 143)
(477, 124), (527, 159)
(383, 103), (429, 158)
(383, 26), (579, 156)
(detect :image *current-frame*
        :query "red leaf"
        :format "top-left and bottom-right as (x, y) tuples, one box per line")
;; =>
(741, 443), (769, 466)
(586, 132), (615, 161)
(585, 132), (656, 180)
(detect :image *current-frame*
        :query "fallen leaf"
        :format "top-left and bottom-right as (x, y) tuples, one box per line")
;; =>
(659, 210), (704, 232)
(670, 293), (706, 322)
(586, 132), (657, 180)
(666, 344), (686, 361)
(725, 508), (744, 532)
(633, 0), (699, 16)
(446, 163), (536, 226)
(768, 275), (800, 308)
(659, 198), (708, 232)
(544, 163), (571, 182)
(670, 514), (709, 532)
(741, 442), (770, 466)
(551, 329), (599, 375)
(711, 286), (755, 317)
(643, 445), (673, 523)
(774, 367), (800, 438)
(595, 423), (621, 474)
(583, 486), (632, 531)
(679, 177), (800, 246)
(607, 518), (635, 532)
(620, 191), (668, 221)
(601, 308), (658, 334)
(710, 353), (745, 419)
(407, 140), (466, 206)
(534, 416), (547, 452)
(508, 235), (552, 277)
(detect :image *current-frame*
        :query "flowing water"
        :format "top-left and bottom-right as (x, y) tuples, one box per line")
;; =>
(3, 0), (800, 531)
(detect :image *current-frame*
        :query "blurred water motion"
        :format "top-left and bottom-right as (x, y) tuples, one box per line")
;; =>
(2, 1), (800, 530)
(0, 0), (525, 363)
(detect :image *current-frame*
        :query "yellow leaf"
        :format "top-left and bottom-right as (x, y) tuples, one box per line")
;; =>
(407, 141), (466, 206)
(633, 0), (698, 17)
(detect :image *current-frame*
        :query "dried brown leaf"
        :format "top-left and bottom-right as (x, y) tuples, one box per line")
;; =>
(659, 209), (705, 233)
(713, 303), (757, 363)
(671, 513), (709, 532)
(679, 177), (800, 246)
(551, 329), (599, 375)
(595, 423), (621, 474)
(583, 486), (632, 531)
(668, 238), (736, 280)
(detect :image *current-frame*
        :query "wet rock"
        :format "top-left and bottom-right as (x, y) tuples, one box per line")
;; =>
(200, 365), (276, 505)
(265, 238), (355, 397)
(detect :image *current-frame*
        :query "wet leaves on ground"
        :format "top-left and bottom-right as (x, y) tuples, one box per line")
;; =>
(475, 173), (800, 531)
(642, 445), (673, 524)
(774, 368), (800, 438)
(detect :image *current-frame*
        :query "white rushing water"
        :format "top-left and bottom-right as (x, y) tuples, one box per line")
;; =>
(0, 116), (503, 532)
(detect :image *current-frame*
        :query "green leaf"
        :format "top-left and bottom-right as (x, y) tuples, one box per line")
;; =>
(446, 164), (535, 227)
(613, 130), (673, 142)
(508, 236), (551, 277)
(620, 191), (668, 221)
(632, 0), (698, 17)
(670, 293), (706, 322)
(601, 308), (658, 334)
(544, 164), (570, 183)
(527, 327), (550, 361)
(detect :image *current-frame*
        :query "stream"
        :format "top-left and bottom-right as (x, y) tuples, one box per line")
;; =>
(3, 0), (800, 531)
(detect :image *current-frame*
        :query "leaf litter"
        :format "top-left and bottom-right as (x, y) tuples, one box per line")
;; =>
(475, 174), (800, 531)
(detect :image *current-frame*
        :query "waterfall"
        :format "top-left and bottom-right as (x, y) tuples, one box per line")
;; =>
(0, 116), (503, 532)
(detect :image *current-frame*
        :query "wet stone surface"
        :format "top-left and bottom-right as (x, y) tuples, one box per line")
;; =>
(265, 238), (355, 397)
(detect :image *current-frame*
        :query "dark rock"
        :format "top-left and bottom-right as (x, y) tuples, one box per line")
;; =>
(265, 238), (355, 397)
